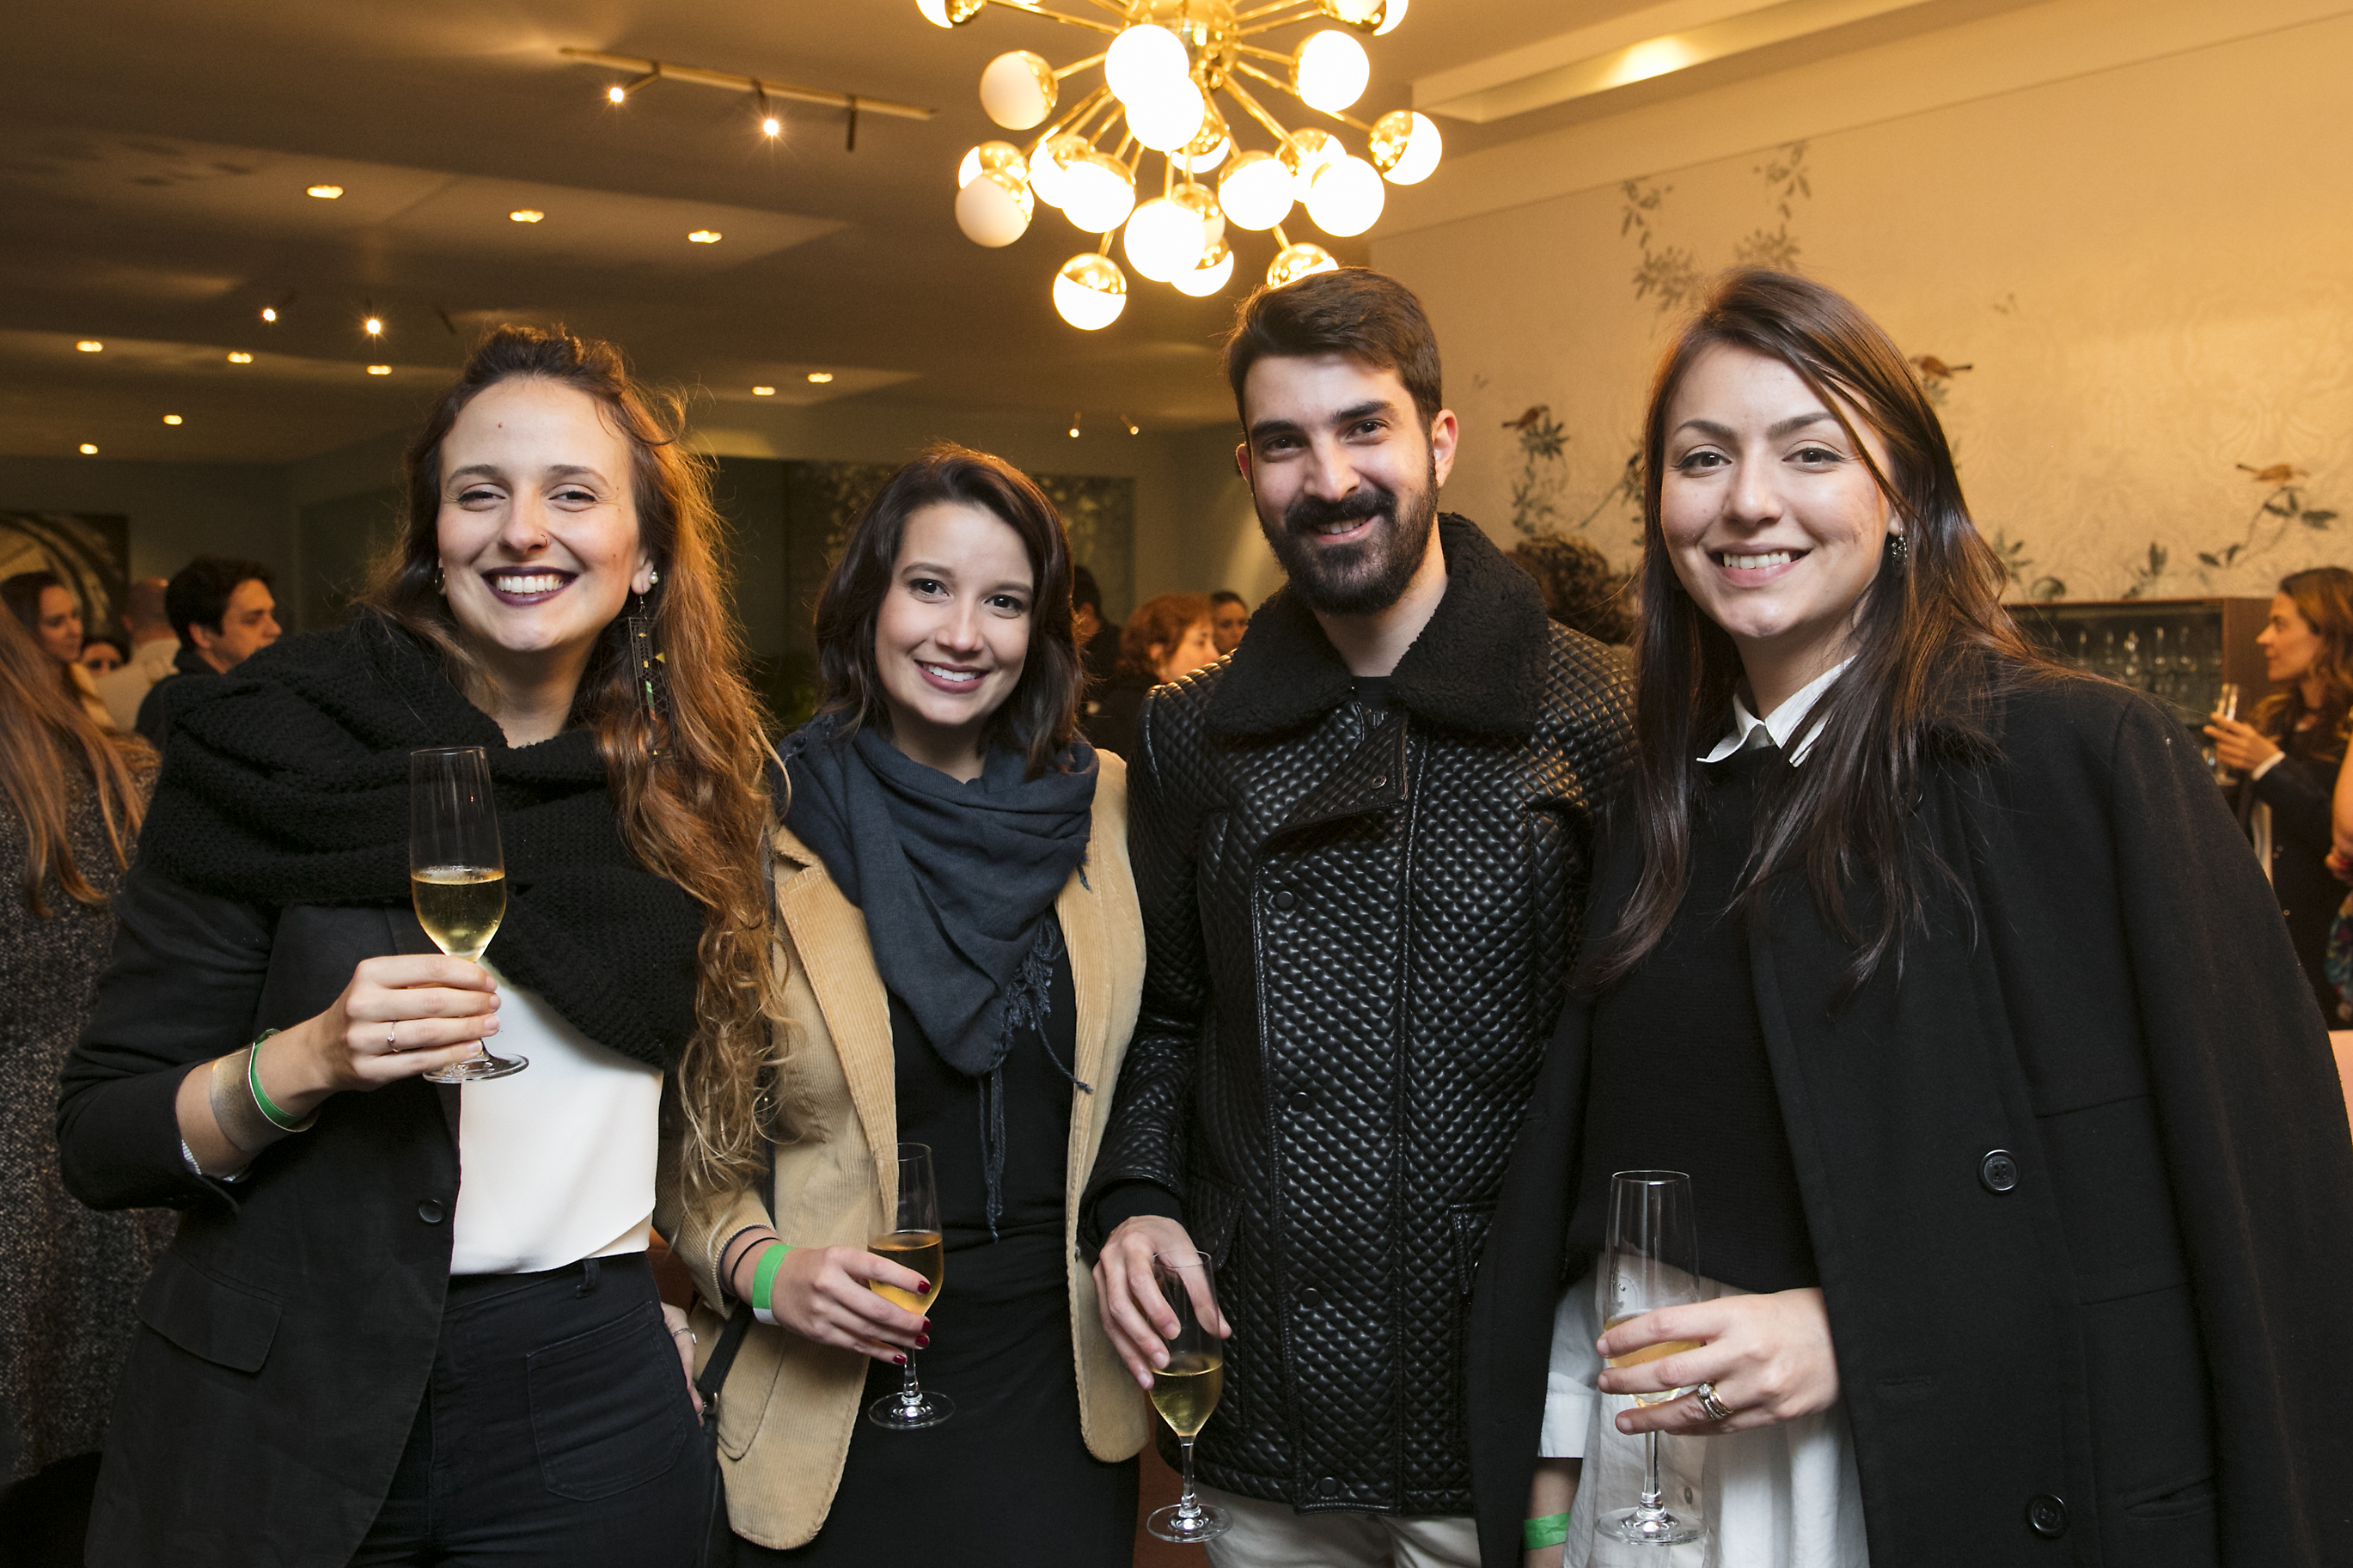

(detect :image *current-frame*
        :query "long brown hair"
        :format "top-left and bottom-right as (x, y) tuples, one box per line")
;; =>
(1117, 592), (1213, 680)
(1596, 269), (2051, 991)
(811, 444), (1084, 777)
(356, 324), (778, 1202)
(0, 606), (151, 916)
(2256, 566), (2353, 750)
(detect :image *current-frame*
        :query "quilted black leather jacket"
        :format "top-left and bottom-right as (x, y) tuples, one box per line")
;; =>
(1083, 516), (1634, 1515)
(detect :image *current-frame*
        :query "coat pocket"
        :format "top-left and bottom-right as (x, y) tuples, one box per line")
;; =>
(527, 1299), (696, 1501)
(136, 1250), (282, 1373)
(1449, 1203), (1497, 1299)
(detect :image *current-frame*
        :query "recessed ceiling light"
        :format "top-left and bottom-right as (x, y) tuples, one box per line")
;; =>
(761, 116), (783, 137)
(806, 371), (834, 383)
(162, 414), (183, 425)
(608, 84), (628, 104)
(260, 307), (278, 321)
(752, 386), (775, 396)
(688, 229), (722, 243)
(227, 351), (254, 363)
(308, 184), (343, 199)
(510, 209), (545, 223)
(364, 316), (383, 336)
(78, 443), (98, 455)
(367, 364), (392, 375)
(76, 340), (102, 352)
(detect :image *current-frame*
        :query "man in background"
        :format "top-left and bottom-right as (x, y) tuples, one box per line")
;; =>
(1208, 589), (1250, 656)
(135, 557), (278, 742)
(93, 576), (177, 731)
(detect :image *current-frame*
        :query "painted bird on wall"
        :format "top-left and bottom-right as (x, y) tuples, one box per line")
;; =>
(1503, 405), (1550, 430)
(1910, 355), (1973, 381)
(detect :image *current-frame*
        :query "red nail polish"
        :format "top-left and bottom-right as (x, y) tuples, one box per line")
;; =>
(917, 1334), (931, 1348)
(895, 1354), (908, 1367)
(920, 1319), (932, 1333)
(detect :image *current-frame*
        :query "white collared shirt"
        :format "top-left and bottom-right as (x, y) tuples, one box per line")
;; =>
(1697, 658), (1856, 767)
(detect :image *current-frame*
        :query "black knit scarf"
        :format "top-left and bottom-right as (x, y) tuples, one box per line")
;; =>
(783, 714), (1095, 1232)
(140, 616), (702, 1070)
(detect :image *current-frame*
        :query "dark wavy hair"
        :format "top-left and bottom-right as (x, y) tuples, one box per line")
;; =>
(1596, 269), (2054, 993)
(2255, 566), (2353, 752)
(811, 444), (1083, 777)
(1223, 265), (1444, 430)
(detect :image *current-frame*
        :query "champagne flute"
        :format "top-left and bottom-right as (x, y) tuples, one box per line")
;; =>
(1601, 1170), (1702, 1547)
(1146, 1248), (1230, 1545)
(409, 747), (526, 1083)
(867, 1144), (952, 1430)
(2209, 682), (2242, 785)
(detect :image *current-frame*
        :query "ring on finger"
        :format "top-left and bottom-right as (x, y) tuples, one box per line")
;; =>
(387, 1022), (398, 1051)
(1691, 1382), (1735, 1423)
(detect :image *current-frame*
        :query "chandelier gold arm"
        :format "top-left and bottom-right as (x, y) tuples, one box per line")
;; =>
(985, 0), (1123, 34)
(1231, 0), (1323, 23)
(1215, 75), (1295, 146)
(1229, 58), (1372, 131)
(1026, 82), (1115, 156)
(1053, 52), (1109, 77)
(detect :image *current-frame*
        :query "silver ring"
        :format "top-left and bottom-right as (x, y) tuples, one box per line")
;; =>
(387, 1022), (398, 1050)
(1692, 1382), (1734, 1423)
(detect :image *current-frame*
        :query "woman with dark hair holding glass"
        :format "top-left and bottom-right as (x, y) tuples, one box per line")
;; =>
(1470, 270), (2353, 1568)
(57, 325), (777, 1566)
(664, 444), (1149, 1563)
(2203, 566), (2353, 1022)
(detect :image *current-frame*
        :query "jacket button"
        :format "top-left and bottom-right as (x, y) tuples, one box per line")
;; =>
(1287, 1088), (1314, 1112)
(1298, 1286), (1323, 1309)
(1979, 1150), (2020, 1194)
(1271, 888), (1296, 912)
(416, 1199), (447, 1224)
(2026, 1494), (2068, 1537)
(1317, 1476), (1340, 1498)
(1372, 775), (1389, 789)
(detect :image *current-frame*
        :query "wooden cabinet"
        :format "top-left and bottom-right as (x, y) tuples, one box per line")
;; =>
(2008, 596), (2273, 726)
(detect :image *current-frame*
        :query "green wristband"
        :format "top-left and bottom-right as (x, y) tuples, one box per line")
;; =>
(246, 1029), (315, 1133)
(1522, 1511), (1572, 1550)
(749, 1242), (790, 1324)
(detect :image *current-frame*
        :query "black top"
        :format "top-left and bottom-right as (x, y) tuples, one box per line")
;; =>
(888, 915), (1078, 1249)
(1086, 672), (1151, 761)
(2243, 715), (2346, 1024)
(1563, 741), (1818, 1295)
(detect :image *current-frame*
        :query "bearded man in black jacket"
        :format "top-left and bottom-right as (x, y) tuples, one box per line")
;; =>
(1080, 268), (1634, 1564)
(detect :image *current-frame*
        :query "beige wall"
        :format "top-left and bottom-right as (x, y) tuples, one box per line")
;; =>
(1378, 0), (2353, 602)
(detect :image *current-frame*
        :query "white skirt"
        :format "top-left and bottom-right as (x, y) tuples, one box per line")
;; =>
(1540, 1270), (1870, 1568)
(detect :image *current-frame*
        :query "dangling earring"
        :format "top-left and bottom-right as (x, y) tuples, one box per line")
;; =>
(432, 564), (445, 595)
(626, 569), (668, 753)
(1884, 531), (1910, 571)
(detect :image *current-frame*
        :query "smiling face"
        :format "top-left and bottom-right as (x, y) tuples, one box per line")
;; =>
(1238, 353), (1457, 616)
(33, 584), (82, 665)
(1659, 342), (1898, 711)
(872, 500), (1036, 779)
(2258, 592), (2324, 686)
(436, 377), (651, 711)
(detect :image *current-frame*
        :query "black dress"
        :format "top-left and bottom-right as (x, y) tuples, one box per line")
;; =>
(746, 919), (1137, 1565)
(2239, 719), (2345, 1024)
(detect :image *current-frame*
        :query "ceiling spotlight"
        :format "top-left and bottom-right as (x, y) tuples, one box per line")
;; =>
(761, 114), (782, 137)
(364, 314), (383, 336)
(308, 184), (343, 199)
(79, 443), (98, 455)
(1125, 418), (1140, 435)
(76, 340), (102, 352)
(367, 364), (392, 375)
(607, 68), (659, 105)
(1068, 413), (1081, 437)
(163, 414), (183, 425)
(227, 351), (254, 363)
(510, 209), (545, 223)
(608, 84), (627, 103)
(260, 307), (278, 321)
(807, 371), (834, 383)
(688, 229), (723, 243)
(752, 386), (776, 396)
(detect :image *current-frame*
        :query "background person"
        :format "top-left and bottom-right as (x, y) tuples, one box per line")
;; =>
(0, 611), (168, 1568)
(664, 446), (1149, 1564)
(1087, 591), (1217, 760)
(1208, 589), (1250, 656)
(1507, 534), (1635, 647)
(58, 326), (774, 1566)
(133, 556), (280, 742)
(2204, 564), (2353, 1023)
(1071, 563), (1122, 687)
(92, 577), (176, 731)
(3, 570), (114, 730)
(76, 632), (127, 677)
(1470, 269), (2353, 1568)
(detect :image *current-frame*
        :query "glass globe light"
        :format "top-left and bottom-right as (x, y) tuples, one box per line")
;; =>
(980, 51), (1057, 129)
(1176, 113), (1232, 176)
(1126, 80), (1207, 152)
(1171, 239), (1236, 297)
(1218, 149), (1293, 230)
(1293, 29), (1371, 113)
(1375, 0), (1409, 35)
(956, 168), (1034, 247)
(1054, 253), (1128, 330)
(1326, 0), (1382, 21)
(1104, 25), (1189, 107)
(1281, 128), (1343, 197)
(1030, 132), (1089, 209)
(917, 0), (985, 27)
(1172, 181), (1224, 255)
(1306, 155), (1384, 236)
(1369, 109), (1442, 185)
(1268, 240), (1339, 288)
(1060, 150), (1138, 233)
(958, 141), (1028, 189)
(1124, 195), (1208, 281)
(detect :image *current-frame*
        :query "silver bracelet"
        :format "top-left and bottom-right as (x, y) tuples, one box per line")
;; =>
(206, 1040), (312, 1155)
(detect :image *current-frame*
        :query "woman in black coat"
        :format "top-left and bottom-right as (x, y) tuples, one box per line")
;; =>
(55, 326), (779, 1566)
(1469, 271), (2353, 1568)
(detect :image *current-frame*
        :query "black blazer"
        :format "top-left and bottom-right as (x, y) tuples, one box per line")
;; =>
(1469, 675), (2353, 1568)
(57, 868), (460, 1566)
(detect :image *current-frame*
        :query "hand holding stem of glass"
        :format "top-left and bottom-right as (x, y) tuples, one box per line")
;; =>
(1602, 1169), (1703, 1547)
(866, 1144), (953, 1430)
(1145, 1249), (1231, 1546)
(408, 747), (525, 1082)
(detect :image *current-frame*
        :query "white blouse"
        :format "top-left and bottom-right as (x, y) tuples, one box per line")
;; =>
(449, 972), (663, 1276)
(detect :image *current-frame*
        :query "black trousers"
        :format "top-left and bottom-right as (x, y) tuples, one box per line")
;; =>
(351, 1254), (711, 1567)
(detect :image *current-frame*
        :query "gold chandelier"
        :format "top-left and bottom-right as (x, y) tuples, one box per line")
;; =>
(924, 0), (1442, 329)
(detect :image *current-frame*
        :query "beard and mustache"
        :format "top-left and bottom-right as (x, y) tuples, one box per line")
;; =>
(1256, 456), (1440, 616)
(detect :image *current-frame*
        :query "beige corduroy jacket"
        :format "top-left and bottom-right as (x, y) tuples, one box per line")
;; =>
(659, 752), (1151, 1551)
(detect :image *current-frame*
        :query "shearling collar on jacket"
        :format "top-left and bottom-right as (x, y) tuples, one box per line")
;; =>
(1207, 512), (1552, 740)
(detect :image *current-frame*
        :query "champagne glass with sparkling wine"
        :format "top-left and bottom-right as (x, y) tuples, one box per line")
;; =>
(867, 1143), (951, 1430)
(1603, 1169), (1703, 1547)
(1146, 1248), (1230, 1545)
(408, 747), (525, 1082)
